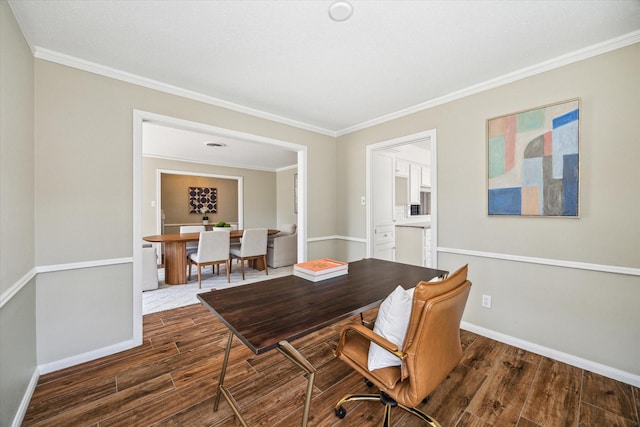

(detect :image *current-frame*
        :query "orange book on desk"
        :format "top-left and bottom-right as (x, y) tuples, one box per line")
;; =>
(293, 258), (348, 282)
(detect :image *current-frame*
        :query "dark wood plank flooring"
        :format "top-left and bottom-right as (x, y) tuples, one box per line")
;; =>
(23, 303), (639, 426)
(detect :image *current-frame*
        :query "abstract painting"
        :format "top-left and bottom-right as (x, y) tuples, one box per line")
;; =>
(188, 187), (217, 213)
(487, 99), (580, 217)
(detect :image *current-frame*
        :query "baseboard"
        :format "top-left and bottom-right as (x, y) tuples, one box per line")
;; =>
(461, 321), (640, 387)
(307, 235), (367, 243)
(38, 339), (136, 375)
(11, 367), (39, 427)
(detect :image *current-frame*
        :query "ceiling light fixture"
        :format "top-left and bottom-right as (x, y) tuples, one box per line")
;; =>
(328, 0), (353, 22)
(204, 141), (226, 147)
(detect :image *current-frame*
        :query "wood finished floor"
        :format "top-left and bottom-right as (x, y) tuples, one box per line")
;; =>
(23, 303), (639, 427)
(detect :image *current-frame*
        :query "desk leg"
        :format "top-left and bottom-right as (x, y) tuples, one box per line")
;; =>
(213, 334), (316, 427)
(214, 330), (233, 412)
(215, 331), (249, 427)
(277, 341), (317, 427)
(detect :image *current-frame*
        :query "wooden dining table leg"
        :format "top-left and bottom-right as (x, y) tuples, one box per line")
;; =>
(250, 255), (268, 271)
(163, 241), (187, 285)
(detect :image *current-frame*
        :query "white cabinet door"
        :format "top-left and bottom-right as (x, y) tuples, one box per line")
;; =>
(373, 151), (394, 225)
(409, 164), (421, 204)
(372, 152), (395, 261)
(374, 224), (395, 261)
(395, 160), (409, 176)
(421, 166), (431, 187)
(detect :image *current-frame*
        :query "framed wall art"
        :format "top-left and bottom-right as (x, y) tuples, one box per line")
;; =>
(189, 187), (217, 213)
(487, 98), (580, 217)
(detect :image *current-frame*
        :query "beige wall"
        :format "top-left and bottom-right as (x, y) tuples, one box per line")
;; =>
(160, 173), (239, 229)
(276, 167), (298, 227)
(32, 57), (335, 368)
(0, 1), (37, 425)
(337, 43), (640, 375)
(142, 157), (278, 238)
(3, 3), (638, 422)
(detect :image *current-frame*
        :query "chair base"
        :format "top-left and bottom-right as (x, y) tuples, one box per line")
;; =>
(334, 392), (441, 427)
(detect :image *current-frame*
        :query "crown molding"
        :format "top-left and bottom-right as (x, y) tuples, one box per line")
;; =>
(30, 30), (640, 139)
(32, 47), (337, 138)
(336, 31), (640, 136)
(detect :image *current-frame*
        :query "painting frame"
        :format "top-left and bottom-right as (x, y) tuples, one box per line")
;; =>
(188, 187), (217, 214)
(487, 98), (581, 218)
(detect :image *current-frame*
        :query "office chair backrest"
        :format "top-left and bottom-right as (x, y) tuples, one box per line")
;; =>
(397, 264), (471, 407)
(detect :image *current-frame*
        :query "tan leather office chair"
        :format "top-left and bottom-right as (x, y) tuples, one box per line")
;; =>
(334, 265), (471, 427)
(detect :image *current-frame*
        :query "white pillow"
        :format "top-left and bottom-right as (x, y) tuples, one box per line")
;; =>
(367, 286), (414, 371)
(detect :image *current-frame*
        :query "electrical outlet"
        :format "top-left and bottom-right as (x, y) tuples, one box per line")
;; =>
(482, 294), (492, 308)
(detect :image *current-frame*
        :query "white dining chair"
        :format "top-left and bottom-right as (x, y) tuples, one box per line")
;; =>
(229, 228), (268, 280)
(180, 225), (205, 275)
(188, 230), (231, 288)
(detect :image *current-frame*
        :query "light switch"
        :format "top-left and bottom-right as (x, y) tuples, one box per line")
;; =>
(151, 201), (156, 207)
(360, 196), (366, 205)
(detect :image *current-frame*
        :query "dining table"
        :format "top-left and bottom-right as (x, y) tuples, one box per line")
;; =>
(143, 228), (280, 285)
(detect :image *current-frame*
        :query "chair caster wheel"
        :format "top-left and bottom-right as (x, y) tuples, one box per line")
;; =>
(335, 406), (347, 419)
(364, 378), (374, 387)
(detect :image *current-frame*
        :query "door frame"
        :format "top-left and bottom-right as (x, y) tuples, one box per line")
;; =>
(366, 129), (438, 264)
(133, 110), (308, 345)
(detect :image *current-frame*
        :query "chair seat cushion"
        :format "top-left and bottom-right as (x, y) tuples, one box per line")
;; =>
(339, 331), (402, 390)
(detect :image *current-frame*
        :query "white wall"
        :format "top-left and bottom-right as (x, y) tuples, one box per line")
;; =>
(336, 43), (640, 380)
(0, 1), (37, 426)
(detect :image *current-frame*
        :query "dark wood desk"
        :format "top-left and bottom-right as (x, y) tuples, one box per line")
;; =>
(143, 229), (279, 285)
(198, 258), (447, 426)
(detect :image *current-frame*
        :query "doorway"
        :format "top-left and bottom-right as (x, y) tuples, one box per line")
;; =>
(366, 129), (438, 266)
(132, 110), (308, 345)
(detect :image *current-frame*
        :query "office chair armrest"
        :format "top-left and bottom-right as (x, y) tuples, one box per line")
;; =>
(336, 324), (405, 360)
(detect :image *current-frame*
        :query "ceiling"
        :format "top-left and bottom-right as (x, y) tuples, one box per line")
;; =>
(142, 121), (299, 171)
(9, 0), (640, 169)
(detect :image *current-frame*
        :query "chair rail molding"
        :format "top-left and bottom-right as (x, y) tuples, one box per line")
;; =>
(36, 257), (133, 274)
(1, 258), (133, 309)
(0, 267), (37, 309)
(438, 247), (639, 276)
